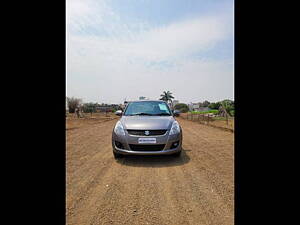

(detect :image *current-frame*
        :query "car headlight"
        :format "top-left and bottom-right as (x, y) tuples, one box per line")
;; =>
(114, 121), (125, 136)
(169, 121), (180, 135)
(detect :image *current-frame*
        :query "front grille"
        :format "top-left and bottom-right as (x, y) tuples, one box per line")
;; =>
(127, 129), (167, 136)
(129, 144), (165, 151)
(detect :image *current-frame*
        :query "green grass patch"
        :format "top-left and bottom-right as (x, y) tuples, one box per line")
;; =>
(190, 110), (219, 114)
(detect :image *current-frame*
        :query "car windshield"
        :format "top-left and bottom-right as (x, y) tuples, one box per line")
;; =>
(124, 101), (171, 116)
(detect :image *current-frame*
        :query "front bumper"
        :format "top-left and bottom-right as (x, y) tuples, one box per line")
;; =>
(112, 130), (182, 155)
(113, 146), (181, 155)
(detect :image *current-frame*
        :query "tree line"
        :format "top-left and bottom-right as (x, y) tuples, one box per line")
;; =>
(66, 97), (121, 114)
(67, 93), (234, 117)
(158, 91), (234, 116)
(174, 99), (234, 115)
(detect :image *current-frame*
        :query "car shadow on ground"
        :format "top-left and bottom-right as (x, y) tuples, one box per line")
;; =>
(115, 148), (191, 168)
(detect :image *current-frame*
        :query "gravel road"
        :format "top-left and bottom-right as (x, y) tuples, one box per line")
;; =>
(66, 117), (234, 225)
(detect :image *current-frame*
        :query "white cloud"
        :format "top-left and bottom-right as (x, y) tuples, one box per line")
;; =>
(135, 17), (229, 60)
(66, 0), (234, 103)
(67, 15), (231, 65)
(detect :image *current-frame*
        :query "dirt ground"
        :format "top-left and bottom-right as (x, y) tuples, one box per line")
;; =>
(66, 114), (234, 225)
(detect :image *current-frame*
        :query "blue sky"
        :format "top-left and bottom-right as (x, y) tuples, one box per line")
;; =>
(67, 0), (234, 104)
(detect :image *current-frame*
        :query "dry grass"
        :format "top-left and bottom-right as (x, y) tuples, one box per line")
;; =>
(180, 113), (234, 132)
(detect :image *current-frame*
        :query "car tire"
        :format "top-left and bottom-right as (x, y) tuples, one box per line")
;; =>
(113, 151), (123, 159)
(172, 151), (181, 157)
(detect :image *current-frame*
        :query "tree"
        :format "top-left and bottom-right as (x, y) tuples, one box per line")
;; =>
(67, 97), (82, 113)
(209, 102), (221, 110)
(159, 91), (174, 107)
(210, 99), (234, 116)
(209, 99), (234, 112)
(174, 103), (189, 113)
(202, 100), (210, 107)
(221, 100), (234, 116)
(82, 103), (96, 115)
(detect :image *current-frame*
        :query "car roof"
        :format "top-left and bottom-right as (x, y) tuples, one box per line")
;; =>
(128, 100), (166, 103)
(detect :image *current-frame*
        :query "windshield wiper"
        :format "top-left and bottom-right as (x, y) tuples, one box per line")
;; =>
(153, 113), (171, 116)
(130, 113), (154, 116)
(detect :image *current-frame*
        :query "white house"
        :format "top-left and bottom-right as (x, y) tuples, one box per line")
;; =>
(188, 102), (211, 112)
(188, 103), (200, 111)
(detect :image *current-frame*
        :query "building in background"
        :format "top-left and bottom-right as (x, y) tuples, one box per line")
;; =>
(139, 96), (147, 100)
(188, 103), (199, 111)
(188, 102), (211, 112)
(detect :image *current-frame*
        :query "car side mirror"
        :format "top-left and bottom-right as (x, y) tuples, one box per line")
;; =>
(115, 110), (123, 116)
(173, 110), (180, 117)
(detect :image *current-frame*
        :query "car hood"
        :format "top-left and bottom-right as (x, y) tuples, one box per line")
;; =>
(120, 116), (175, 130)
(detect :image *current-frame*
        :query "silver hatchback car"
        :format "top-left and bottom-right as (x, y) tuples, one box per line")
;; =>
(112, 100), (182, 158)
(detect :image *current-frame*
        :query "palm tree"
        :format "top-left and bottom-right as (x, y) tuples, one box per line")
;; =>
(159, 91), (174, 108)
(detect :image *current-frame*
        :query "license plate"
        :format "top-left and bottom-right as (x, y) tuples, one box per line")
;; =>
(138, 138), (157, 144)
